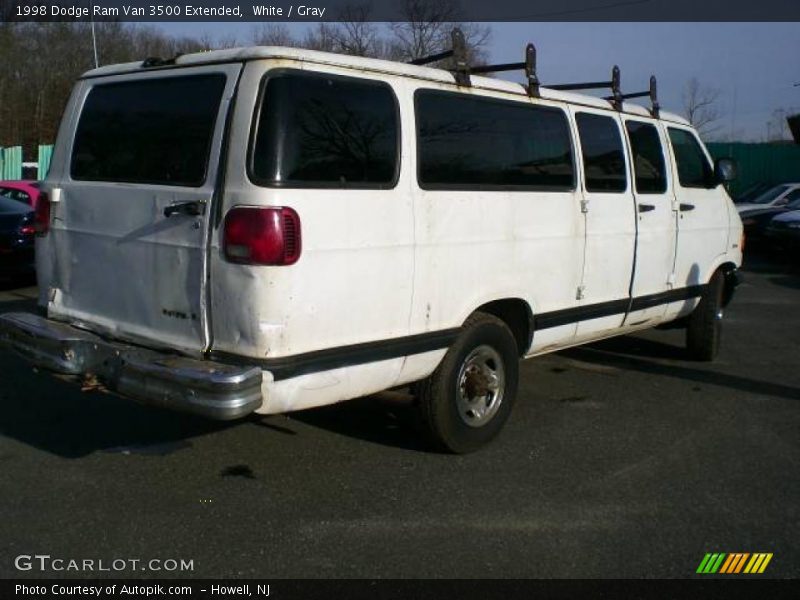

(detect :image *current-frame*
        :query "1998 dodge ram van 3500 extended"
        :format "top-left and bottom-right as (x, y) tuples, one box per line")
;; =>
(0, 35), (742, 452)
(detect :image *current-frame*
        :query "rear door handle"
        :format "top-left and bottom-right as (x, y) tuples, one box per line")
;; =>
(164, 200), (206, 218)
(638, 203), (656, 213)
(679, 203), (695, 212)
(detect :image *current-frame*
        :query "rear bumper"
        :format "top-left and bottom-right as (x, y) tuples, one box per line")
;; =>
(0, 312), (263, 420)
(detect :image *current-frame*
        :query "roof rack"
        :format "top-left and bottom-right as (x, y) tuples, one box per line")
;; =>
(409, 28), (659, 117)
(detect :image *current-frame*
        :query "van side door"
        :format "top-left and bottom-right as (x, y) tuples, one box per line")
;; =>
(623, 118), (677, 325)
(570, 108), (636, 340)
(665, 126), (731, 318)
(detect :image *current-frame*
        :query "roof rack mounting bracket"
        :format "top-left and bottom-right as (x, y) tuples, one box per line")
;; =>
(525, 43), (540, 97)
(610, 65), (622, 111)
(649, 75), (660, 118)
(451, 28), (471, 87)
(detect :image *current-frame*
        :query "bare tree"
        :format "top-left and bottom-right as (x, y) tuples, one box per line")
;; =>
(683, 77), (723, 138)
(766, 108), (792, 142)
(389, 0), (490, 65)
(331, 2), (384, 57)
(303, 23), (340, 53)
(252, 24), (298, 47)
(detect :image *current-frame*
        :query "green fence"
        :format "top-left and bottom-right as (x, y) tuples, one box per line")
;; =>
(0, 145), (54, 180)
(707, 143), (800, 198)
(0, 146), (23, 180)
(37, 145), (53, 179)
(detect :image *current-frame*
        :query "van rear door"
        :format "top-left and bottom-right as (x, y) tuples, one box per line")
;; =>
(44, 64), (241, 354)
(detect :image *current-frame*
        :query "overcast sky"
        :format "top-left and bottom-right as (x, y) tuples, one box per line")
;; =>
(159, 22), (800, 140)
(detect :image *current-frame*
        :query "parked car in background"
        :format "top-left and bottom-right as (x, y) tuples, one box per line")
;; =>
(0, 193), (36, 280)
(0, 180), (42, 210)
(736, 183), (800, 213)
(740, 196), (800, 241)
(765, 209), (800, 247)
(734, 182), (775, 204)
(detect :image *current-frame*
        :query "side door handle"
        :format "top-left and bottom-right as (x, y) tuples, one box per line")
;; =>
(679, 203), (695, 212)
(638, 203), (656, 213)
(164, 200), (206, 218)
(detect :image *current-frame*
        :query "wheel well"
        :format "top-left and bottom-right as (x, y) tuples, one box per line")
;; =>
(473, 299), (533, 356)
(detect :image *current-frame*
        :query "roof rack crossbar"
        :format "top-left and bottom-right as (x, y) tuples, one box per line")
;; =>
(613, 90), (650, 100)
(470, 61), (527, 74)
(549, 80), (613, 91)
(408, 49), (454, 66)
(411, 31), (659, 115)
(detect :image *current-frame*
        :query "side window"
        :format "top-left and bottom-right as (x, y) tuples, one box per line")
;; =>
(625, 121), (667, 194)
(575, 113), (627, 193)
(668, 128), (714, 188)
(250, 70), (399, 188)
(783, 189), (800, 204)
(415, 90), (575, 190)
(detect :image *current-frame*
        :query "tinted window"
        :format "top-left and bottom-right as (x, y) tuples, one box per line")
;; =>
(416, 90), (574, 190)
(250, 71), (398, 187)
(575, 113), (627, 193)
(668, 128), (714, 188)
(625, 121), (667, 194)
(751, 185), (789, 205)
(72, 75), (226, 186)
(0, 188), (31, 204)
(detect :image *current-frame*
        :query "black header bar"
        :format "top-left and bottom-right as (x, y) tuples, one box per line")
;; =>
(3, 0), (800, 22)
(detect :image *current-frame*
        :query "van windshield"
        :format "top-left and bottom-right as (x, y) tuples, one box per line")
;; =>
(71, 74), (226, 187)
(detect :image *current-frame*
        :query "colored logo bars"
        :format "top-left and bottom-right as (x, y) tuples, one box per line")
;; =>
(696, 553), (773, 574)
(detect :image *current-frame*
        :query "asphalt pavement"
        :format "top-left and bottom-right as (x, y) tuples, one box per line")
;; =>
(0, 248), (797, 579)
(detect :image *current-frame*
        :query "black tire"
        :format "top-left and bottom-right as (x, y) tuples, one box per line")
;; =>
(417, 312), (519, 454)
(686, 271), (724, 361)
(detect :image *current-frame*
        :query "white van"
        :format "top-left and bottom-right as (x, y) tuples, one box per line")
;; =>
(0, 35), (742, 452)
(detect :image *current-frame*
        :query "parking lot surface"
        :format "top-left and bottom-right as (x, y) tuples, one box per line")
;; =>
(1, 249), (798, 579)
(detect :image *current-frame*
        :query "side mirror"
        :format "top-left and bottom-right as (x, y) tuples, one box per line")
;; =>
(714, 158), (737, 184)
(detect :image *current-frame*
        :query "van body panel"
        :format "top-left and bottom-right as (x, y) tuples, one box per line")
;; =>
(209, 60), (414, 369)
(569, 106), (637, 343)
(39, 64), (242, 354)
(6, 46), (742, 426)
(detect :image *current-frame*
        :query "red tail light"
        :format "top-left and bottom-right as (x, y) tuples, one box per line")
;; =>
(19, 224), (36, 236)
(223, 206), (301, 266)
(34, 192), (51, 235)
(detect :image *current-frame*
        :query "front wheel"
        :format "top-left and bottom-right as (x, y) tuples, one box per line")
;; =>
(686, 271), (724, 361)
(417, 312), (519, 453)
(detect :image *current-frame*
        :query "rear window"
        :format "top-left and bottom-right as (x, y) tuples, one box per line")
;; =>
(415, 90), (574, 190)
(71, 74), (226, 187)
(249, 70), (399, 188)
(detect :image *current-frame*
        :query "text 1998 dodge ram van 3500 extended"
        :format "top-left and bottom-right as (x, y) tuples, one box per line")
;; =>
(0, 33), (742, 452)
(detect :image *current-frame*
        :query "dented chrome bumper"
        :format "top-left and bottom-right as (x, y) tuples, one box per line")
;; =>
(0, 312), (263, 420)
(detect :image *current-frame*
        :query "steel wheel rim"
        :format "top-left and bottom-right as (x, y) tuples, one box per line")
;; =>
(456, 345), (505, 427)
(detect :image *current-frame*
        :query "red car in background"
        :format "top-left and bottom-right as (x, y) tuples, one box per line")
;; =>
(0, 180), (42, 209)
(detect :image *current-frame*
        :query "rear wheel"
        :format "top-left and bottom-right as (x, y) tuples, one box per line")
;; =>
(417, 312), (519, 453)
(686, 271), (724, 361)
